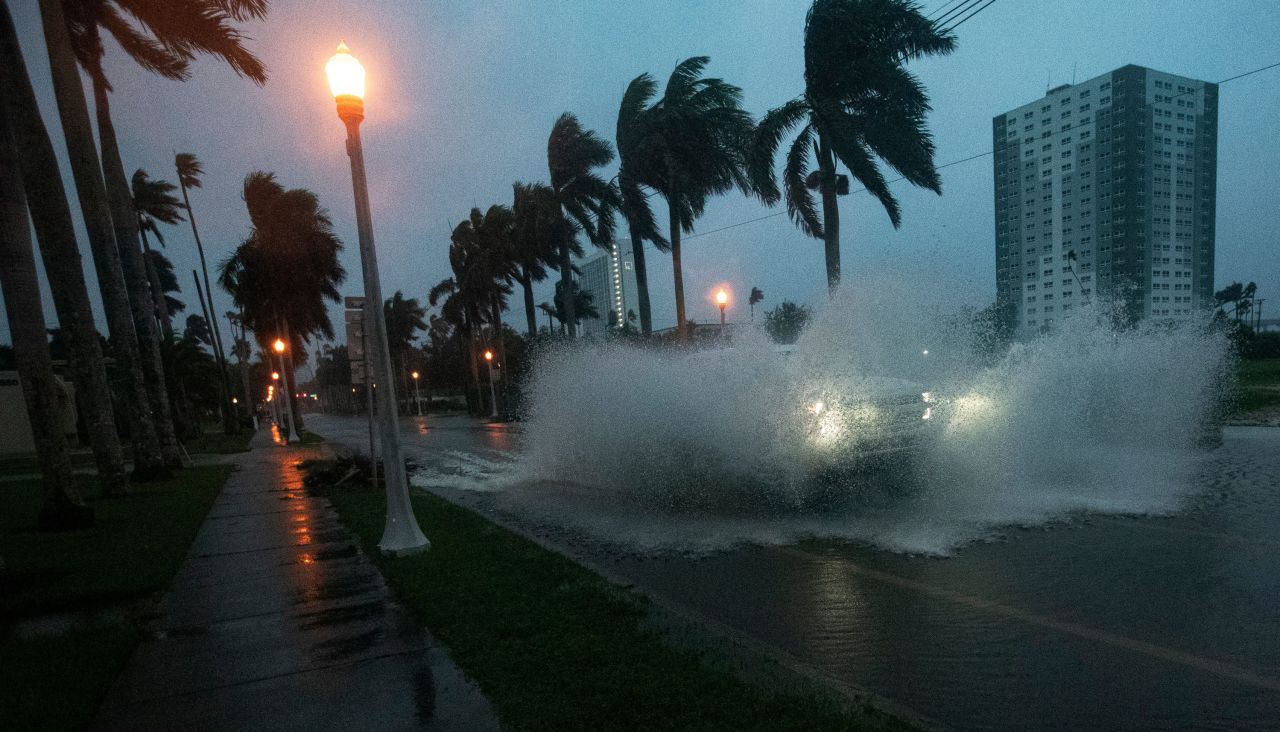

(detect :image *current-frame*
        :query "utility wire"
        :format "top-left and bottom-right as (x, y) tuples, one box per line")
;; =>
(688, 59), (1280, 242)
(945, 0), (999, 30)
(928, 0), (969, 21)
(934, 0), (983, 28)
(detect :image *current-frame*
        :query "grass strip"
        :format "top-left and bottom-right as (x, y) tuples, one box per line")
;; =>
(0, 466), (232, 730)
(317, 477), (911, 731)
(184, 425), (254, 455)
(0, 465), (233, 617)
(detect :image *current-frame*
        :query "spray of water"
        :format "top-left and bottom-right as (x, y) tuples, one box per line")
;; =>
(506, 276), (1233, 554)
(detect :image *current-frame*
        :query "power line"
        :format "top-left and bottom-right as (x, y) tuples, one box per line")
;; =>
(928, 0), (969, 21)
(933, 0), (983, 27)
(688, 58), (1280, 242)
(944, 0), (999, 30)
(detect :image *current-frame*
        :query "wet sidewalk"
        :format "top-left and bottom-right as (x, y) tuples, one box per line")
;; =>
(94, 429), (498, 731)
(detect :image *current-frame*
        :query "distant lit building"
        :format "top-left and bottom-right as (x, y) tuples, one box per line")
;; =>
(993, 64), (1218, 338)
(574, 240), (640, 335)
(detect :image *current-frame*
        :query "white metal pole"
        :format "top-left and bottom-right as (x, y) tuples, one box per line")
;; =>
(340, 106), (428, 555)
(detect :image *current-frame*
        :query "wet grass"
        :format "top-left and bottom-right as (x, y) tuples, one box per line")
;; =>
(314, 472), (912, 731)
(184, 424), (254, 454)
(0, 465), (232, 617)
(1232, 359), (1280, 417)
(0, 466), (232, 730)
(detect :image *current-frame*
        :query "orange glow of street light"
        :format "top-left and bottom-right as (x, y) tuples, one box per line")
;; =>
(273, 338), (286, 353)
(411, 371), (420, 380)
(271, 371), (280, 380)
(483, 350), (494, 362)
(325, 41), (366, 100)
(716, 288), (729, 306)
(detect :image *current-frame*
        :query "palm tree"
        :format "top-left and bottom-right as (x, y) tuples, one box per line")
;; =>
(0, 98), (91, 529)
(131, 169), (185, 336)
(450, 205), (516, 405)
(143, 249), (186, 322)
(642, 57), (755, 339)
(750, 0), (955, 291)
(220, 172), (345, 428)
(614, 72), (668, 335)
(384, 291), (427, 410)
(0, 0), (129, 497)
(64, 1), (264, 444)
(175, 153), (233, 401)
(511, 182), (562, 337)
(546, 113), (618, 338)
(36, 0), (174, 475)
(749, 286), (765, 322)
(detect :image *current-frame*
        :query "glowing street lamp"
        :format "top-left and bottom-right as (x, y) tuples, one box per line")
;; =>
(326, 40), (428, 555)
(483, 350), (498, 419)
(411, 370), (422, 416)
(272, 339), (300, 443)
(715, 288), (729, 330)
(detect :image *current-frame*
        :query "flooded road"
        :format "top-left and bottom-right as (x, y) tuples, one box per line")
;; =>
(309, 414), (1280, 730)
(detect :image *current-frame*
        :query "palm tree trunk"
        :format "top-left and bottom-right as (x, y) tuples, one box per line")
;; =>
(520, 267), (537, 338)
(92, 76), (184, 465)
(817, 136), (841, 292)
(192, 270), (234, 432)
(490, 294), (507, 390)
(137, 224), (173, 338)
(558, 241), (577, 338)
(177, 174), (237, 434)
(0, 2), (129, 497)
(630, 229), (653, 335)
(668, 197), (687, 340)
(281, 318), (303, 431)
(37, 0), (172, 477)
(0, 103), (92, 530)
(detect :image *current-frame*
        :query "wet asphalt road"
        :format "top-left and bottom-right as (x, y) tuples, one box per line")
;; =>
(309, 414), (1280, 731)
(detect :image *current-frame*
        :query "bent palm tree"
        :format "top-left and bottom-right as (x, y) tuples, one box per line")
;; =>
(131, 169), (185, 337)
(175, 152), (235, 425)
(511, 182), (562, 337)
(0, 0), (128, 498)
(614, 72), (668, 335)
(644, 57), (755, 339)
(750, 0), (955, 291)
(0, 95), (90, 529)
(220, 172), (345, 426)
(37, 0), (174, 476)
(547, 113), (618, 338)
(66, 0), (266, 445)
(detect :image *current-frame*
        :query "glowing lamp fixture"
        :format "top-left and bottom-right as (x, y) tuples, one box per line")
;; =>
(271, 371), (280, 381)
(273, 338), (286, 353)
(411, 371), (420, 380)
(716, 289), (729, 306)
(326, 41), (366, 121)
(483, 350), (494, 362)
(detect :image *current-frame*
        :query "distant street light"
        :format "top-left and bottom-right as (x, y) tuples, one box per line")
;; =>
(716, 288), (729, 331)
(327, 40), (428, 555)
(411, 370), (422, 416)
(272, 339), (300, 443)
(483, 350), (498, 419)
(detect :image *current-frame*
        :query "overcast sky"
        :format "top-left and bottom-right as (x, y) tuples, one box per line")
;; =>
(5, 0), (1279, 351)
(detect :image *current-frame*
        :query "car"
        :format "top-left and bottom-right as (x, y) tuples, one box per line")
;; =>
(768, 345), (943, 481)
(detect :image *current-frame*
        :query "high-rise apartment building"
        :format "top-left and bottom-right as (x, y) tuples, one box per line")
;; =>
(574, 240), (640, 336)
(993, 65), (1218, 337)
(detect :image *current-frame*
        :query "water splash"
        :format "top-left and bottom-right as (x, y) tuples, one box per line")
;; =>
(509, 276), (1234, 555)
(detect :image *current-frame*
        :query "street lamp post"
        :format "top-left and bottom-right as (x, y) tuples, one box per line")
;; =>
(269, 372), (281, 432)
(411, 370), (422, 416)
(483, 350), (498, 419)
(327, 41), (428, 555)
(273, 339), (301, 443)
(716, 288), (729, 332)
